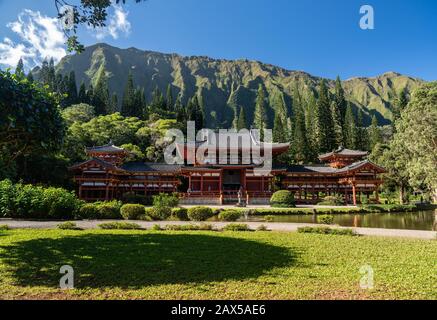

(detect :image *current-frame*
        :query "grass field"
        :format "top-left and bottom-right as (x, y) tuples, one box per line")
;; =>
(0, 229), (435, 300)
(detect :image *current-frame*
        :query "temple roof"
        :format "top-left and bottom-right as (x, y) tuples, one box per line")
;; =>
(335, 159), (385, 173)
(319, 147), (368, 160)
(120, 162), (181, 172)
(86, 142), (126, 154)
(69, 157), (118, 170)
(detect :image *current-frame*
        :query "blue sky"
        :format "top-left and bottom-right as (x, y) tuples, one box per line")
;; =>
(0, 0), (436, 80)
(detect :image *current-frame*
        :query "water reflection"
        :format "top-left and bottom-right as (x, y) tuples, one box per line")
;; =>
(255, 211), (436, 231)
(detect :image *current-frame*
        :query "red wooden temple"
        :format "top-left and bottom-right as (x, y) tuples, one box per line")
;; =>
(69, 134), (385, 205)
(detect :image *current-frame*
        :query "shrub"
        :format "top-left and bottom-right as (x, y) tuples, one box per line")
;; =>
(0, 224), (10, 231)
(222, 223), (251, 231)
(318, 214), (334, 225)
(42, 187), (83, 219)
(171, 208), (189, 221)
(264, 215), (275, 222)
(270, 190), (295, 208)
(164, 224), (213, 231)
(318, 195), (344, 206)
(98, 222), (142, 230)
(153, 193), (179, 208)
(151, 224), (163, 231)
(256, 225), (269, 231)
(94, 200), (122, 219)
(0, 180), (81, 219)
(187, 206), (214, 221)
(218, 209), (242, 222)
(138, 214), (153, 221)
(121, 192), (153, 205)
(77, 203), (99, 219)
(149, 206), (172, 221)
(120, 204), (145, 220)
(298, 226), (356, 236)
(57, 222), (82, 230)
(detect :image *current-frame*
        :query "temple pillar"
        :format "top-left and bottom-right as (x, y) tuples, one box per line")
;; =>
(375, 184), (380, 203)
(352, 183), (357, 206)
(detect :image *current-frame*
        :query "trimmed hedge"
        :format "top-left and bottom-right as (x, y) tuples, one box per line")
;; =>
(270, 190), (296, 208)
(77, 201), (122, 220)
(318, 214), (334, 225)
(171, 208), (189, 221)
(218, 210), (242, 222)
(298, 226), (356, 236)
(318, 195), (344, 206)
(98, 222), (143, 230)
(120, 204), (145, 220)
(149, 206), (172, 221)
(222, 223), (251, 231)
(57, 222), (82, 230)
(187, 206), (215, 221)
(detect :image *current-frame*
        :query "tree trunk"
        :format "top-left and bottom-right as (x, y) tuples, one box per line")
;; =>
(399, 185), (405, 205)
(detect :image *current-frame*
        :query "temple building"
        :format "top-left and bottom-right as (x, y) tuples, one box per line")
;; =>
(69, 132), (385, 205)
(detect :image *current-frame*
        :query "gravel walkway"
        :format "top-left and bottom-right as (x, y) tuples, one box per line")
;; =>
(1, 219), (435, 240)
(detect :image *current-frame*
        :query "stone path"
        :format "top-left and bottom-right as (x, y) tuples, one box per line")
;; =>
(1, 219), (435, 240)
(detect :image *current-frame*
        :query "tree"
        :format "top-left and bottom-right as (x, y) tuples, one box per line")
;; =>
(64, 70), (78, 106)
(15, 58), (25, 78)
(369, 115), (382, 151)
(355, 109), (368, 150)
(174, 95), (186, 123)
(166, 84), (173, 112)
(149, 86), (167, 115)
(392, 87), (408, 124)
(54, 0), (146, 53)
(292, 105), (310, 163)
(254, 84), (267, 140)
(236, 107), (247, 131)
(93, 65), (109, 115)
(272, 110), (284, 143)
(61, 103), (95, 126)
(109, 93), (119, 114)
(344, 103), (357, 149)
(78, 82), (87, 103)
(86, 84), (94, 106)
(333, 76), (347, 123)
(26, 71), (34, 83)
(121, 71), (136, 117)
(314, 79), (335, 152)
(391, 82), (437, 201)
(0, 70), (65, 179)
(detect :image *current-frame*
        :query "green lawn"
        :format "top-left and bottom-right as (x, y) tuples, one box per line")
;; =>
(0, 229), (435, 300)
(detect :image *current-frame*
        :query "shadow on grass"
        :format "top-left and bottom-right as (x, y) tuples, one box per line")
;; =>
(0, 233), (296, 289)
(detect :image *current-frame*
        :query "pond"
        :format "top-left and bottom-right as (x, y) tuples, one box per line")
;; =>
(247, 211), (436, 231)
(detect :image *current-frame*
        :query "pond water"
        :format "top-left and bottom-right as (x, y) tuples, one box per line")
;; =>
(247, 211), (436, 231)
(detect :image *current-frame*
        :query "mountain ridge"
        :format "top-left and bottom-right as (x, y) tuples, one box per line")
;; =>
(50, 42), (424, 127)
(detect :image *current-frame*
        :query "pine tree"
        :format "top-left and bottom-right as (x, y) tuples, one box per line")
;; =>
(292, 105), (310, 163)
(166, 84), (173, 112)
(149, 86), (166, 115)
(87, 84), (94, 106)
(192, 95), (204, 131)
(26, 71), (34, 83)
(109, 93), (118, 114)
(39, 60), (50, 86)
(48, 58), (56, 90)
(93, 65), (109, 115)
(273, 110), (284, 142)
(333, 76), (347, 123)
(344, 103), (357, 149)
(392, 88), (408, 130)
(314, 79), (335, 152)
(15, 58), (25, 78)
(121, 71), (136, 117)
(369, 115), (382, 150)
(355, 109), (368, 150)
(174, 95), (185, 123)
(66, 71), (78, 106)
(78, 82), (87, 103)
(236, 107), (247, 131)
(331, 100), (344, 148)
(254, 84), (267, 140)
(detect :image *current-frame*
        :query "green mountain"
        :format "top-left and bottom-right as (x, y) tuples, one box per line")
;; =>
(49, 43), (424, 127)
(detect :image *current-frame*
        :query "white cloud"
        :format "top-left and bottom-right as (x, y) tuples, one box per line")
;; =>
(0, 9), (67, 70)
(93, 4), (131, 40)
